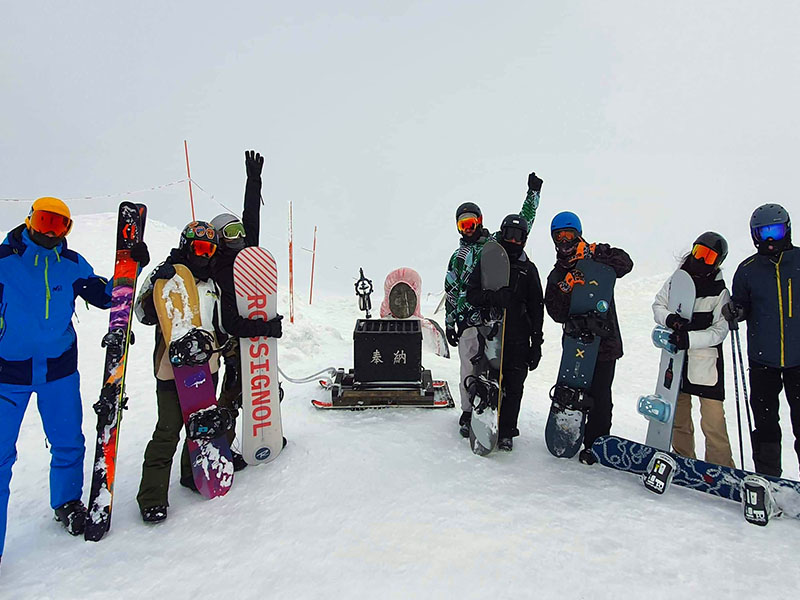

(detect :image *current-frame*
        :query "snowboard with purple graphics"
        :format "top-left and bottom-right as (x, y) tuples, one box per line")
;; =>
(85, 201), (147, 542)
(154, 264), (233, 499)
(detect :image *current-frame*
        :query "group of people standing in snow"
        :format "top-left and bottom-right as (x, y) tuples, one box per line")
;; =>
(0, 151), (282, 563)
(444, 172), (800, 477)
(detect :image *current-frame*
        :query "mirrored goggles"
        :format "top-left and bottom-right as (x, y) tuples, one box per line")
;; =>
(222, 221), (246, 240)
(553, 229), (578, 243)
(457, 214), (481, 234)
(691, 244), (719, 265)
(752, 223), (788, 242)
(29, 210), (72, 237)
(191, 240), (217, 258)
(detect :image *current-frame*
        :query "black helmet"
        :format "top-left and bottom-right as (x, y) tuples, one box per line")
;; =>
(455, 201), (482, 221)
(750, 203), (791, 242)
(693, 231), (728, 267)
(500, 213), (529, 245)
(179, 221), (219, 258)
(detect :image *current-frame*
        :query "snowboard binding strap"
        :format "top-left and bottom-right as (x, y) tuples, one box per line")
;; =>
(549, 383), (592, 412)
(464, 374), (499, 414)
(169, 329), (219, 367)
(187, 406), (236, 440)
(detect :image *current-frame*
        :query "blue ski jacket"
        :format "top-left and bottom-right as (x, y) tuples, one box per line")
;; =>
(0, 225), (112, 385)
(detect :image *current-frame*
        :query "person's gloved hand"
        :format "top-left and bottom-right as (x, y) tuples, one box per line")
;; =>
(593, 243), (611, 259)
(722, 301), (746, 323)
(527, 172), (543, 192)
(130, 242), (150, 268)
(570, 241), (596, 262)
(668, 330), (690, 351)
(528, 343), (542, 371)
(665, 313), (690, 331)
(150, 262), (176, 282)
(222, 355), (240, 394)
(261, 314), (283, 338)
(557, 270), (585, 293)
(245, 150), (264, 179)
(446, 328), (459, 347)
(489, 286), (513, 309)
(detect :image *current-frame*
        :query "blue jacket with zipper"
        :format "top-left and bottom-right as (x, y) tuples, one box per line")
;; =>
(0, 225), (112, 386)
(732, 246), (800, 369)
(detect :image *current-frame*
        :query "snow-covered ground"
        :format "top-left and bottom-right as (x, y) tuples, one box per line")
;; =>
(2, 214), (798, 598)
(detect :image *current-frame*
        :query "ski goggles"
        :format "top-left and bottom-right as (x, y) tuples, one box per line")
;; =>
(28, 209), (72, 237)
(552, 229), (578, 243)
(190, 239), (217, 258)
(691, 243), (719, 265)
(752, 223), (788, 242)
(457, 214), (481, 234)
(502, 225), (526, 245)
(221, 221), (246, 240)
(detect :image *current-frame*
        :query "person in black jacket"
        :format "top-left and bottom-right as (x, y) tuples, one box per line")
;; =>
(727, 203), (800, 477)
(544, 211), (633, 464)
(466, 214), (544, 451)
(210, 150), (284, 468)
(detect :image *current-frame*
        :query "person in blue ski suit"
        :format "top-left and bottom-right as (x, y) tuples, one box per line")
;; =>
(0, 197), (148, 563)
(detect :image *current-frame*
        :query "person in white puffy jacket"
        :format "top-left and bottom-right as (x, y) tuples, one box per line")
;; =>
(652, 232), (735, 467)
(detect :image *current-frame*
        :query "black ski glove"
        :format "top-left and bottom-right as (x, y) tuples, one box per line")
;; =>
(257, 314), (283, 338)
(222, 355), (240, 394)
(593, 243), (612, 259)
(527, 172), (543, 192)
(668, 330), (690, 351)
(150, 262), (176, 283)
(446, 328), (459, 347)
(488, 286), (513, 309)
(665, 313), (690, 332)
(722, 301), (746, 323)
(130, 242), (150, 268)
(528, 342), (542, 371)
(245, 150), (264, 180)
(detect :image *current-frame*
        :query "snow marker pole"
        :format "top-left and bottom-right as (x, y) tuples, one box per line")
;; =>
(288, 201), (295, 323)
(309, 225), (317, 305)
(183, 140), (196, 221)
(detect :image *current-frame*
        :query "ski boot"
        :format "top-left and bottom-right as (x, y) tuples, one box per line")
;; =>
(741, 475), (781, 526)
(643, 451), (677, 494)
(498, 437), (513, 452)
(458, 410), (472, 438)
(141, 505), (168, 523)
(54, 500), (87, 536)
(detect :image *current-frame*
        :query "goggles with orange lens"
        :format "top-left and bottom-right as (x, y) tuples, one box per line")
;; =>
(191, 240), (217, 258)
(28, 210), (72, 238)
(553, 229), (578, 243)
(457, 214), (482, 235)
(691, 244), (719, 265)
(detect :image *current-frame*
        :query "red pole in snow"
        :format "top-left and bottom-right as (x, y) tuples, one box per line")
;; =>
(184, 140), (196, 221)
(309, 225), (317, 305)
(289, 201), (295, 323)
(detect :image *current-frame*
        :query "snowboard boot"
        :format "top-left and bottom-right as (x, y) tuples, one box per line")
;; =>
(458, 410), (472, 438)
(54, 500), (87, 536)
(141, 505), (168, 523)
(231, 451), (248, 472)
(579, 448), (597, 465)
(179, 475), (199, 494)
(498, 437), (513, 452)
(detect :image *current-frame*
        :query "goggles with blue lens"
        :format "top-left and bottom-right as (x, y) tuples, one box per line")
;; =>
(753, 223), (788, 242)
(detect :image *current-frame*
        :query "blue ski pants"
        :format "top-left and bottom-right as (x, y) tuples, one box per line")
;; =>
(0, 372), (85, 556)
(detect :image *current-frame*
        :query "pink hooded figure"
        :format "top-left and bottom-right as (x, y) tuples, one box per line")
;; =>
(380, 267), (449, 358)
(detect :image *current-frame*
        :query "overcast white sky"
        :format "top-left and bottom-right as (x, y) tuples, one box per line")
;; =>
(3, 1), (800, 296)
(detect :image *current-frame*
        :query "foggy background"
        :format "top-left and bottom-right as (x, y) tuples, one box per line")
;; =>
(3, 1), (799, 297)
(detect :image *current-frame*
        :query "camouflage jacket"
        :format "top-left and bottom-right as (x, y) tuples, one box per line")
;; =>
(444, 188), (540, 334)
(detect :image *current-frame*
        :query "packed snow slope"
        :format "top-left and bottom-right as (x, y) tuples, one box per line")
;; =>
(2, 214), (798, 598)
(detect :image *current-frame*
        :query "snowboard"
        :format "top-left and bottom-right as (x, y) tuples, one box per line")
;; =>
(154, 265), (234, 498)
(640, 270), (695, 450)
(85, 202), (147, 542)
(468, 240), (509, 456)
(545, 258), (616, 458)
(591, 435), (800, 522)
(233, 247), (283, 465)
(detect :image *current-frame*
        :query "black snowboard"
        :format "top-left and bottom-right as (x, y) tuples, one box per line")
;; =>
(545, 258), (616, 458)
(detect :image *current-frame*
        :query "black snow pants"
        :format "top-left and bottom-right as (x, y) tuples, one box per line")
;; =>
(498, 341), (529, 439)
(583, 359), (616, 449)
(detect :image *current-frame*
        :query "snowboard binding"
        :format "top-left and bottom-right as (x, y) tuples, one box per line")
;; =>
(643, 451), (677, 494)
(187, 406), (236, 440)
(549, 383), (593, 412)
(169, 329), (217, 367)
(465, 374), (499, 415)
(637, 394), (672, 424)
(741, 474), (781, 526)
(564, 312), (611, 343)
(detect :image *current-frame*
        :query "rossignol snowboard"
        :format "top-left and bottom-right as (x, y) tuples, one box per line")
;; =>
(638, 270), (695, 451)
(467, 240), (509, 456)
(545, 258), (616, 458)
(85, 202), (147, 542)
(233, 247), (283, 465)
(154, 265), (233, 498)
(591, 435), (800, 525)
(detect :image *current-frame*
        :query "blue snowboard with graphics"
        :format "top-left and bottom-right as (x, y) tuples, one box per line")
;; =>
(545, 259), (616, 458)
(591, 435), (800, 521)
